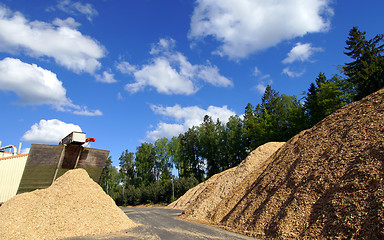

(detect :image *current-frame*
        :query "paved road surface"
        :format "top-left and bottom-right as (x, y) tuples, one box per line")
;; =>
(65, 207), (255, 240)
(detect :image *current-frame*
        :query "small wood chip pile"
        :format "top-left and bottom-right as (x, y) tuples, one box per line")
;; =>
(0, 168), (137, 240)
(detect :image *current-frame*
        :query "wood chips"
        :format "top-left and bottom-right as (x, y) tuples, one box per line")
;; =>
(176, 88), (384, 239)
(168, 142), (285, 220)
(0, 168), (136, 240)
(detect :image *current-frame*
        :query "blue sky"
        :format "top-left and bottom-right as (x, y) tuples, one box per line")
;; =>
(1, 0), (383, 165)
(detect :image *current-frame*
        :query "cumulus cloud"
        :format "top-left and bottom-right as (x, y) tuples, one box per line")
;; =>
(126, 56), (198, 95)
(147, 104), (236, 141)
(22, 119), (82, 144)
(49, 0), (98, 21)
(282, 43), (323, 64)
(189, 0), (333, 59)
(0, 5), (105, 74)
(0, 57), (71, 108)
(120, 38), (232, 95)
(0, 57), (102, 115)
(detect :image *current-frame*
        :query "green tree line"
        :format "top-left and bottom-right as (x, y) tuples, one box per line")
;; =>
(99, 27), (384, 206)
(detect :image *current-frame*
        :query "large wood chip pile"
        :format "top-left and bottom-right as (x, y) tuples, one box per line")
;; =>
(0, 168), (136, 240)
(179, 88), (384, 239)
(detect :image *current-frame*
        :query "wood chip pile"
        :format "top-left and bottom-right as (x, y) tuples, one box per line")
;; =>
(178, 88), (384, 239)
(168, 142), (285, 220)
(0, 168), (137, 240)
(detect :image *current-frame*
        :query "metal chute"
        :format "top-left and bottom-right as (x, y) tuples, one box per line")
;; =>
(17, 132), (109, 194)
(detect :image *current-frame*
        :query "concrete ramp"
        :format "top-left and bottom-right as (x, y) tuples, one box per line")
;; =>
(17, 144), (109, 194)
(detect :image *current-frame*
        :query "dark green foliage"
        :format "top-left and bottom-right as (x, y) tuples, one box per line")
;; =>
(99, 156), (113, 194)
(198, 115), (220, 177)
(178, 127), (204, 180)
(224, 115), (248, 167)
(135, 142), (156, 186)
(119, 150), (135, 185)
(344, 26), (384, 100)
(304, 73), (352, 126)
(154, 138), (171, 182)
(114, 177), (198, 206)
(244, 85), (306, 151)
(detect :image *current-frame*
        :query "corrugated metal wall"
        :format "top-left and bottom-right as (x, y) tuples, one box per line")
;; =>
(0, 154), (28, 203)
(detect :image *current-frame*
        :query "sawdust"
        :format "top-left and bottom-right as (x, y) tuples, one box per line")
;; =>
(169, 142), (285, 221)
(0, 168), (137, 240)
(205, 88), (384, 239)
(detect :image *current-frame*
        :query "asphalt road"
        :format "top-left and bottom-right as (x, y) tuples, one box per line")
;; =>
(64, 207), (255, 240)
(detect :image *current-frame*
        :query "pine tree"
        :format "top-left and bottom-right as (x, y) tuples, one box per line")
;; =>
(344, 26), (384, 99)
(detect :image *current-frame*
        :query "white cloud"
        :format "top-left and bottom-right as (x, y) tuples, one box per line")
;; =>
(120, 38), (232, 95)
(95, 71), (117, 83)
(127, 57), (198, 95)
(283, 67), (305, 78)
(51, 0), (98, 21)
(150, 38), (176, 55)
(189, 0), (333, 59)
(198, 65), (233, 87)
(0, 57), (102, 115)
(282, 43), (323, 64)
(0, 5), (104, 74)
(52, 17), (80, 28)
(72, 107), (103, 116)
(255, 83), (267, 95)
(116, 61), (137, 75)
(0, 57), (71, 108)
(22, 119), (82, 144)
(147, 104), (236, 141)
(146, 122), (186, 142)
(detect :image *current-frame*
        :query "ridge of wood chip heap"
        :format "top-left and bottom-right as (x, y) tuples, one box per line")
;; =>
(168, 142), (285, 220)
(177, 88), (384, 239)
(0, 168), (137, 240)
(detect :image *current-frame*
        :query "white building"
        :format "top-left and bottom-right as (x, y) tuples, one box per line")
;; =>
(0, 142), (28, 203)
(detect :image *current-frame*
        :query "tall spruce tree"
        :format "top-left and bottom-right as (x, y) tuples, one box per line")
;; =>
(344, 26), (384, 99)
(226, 115), (248, 167)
